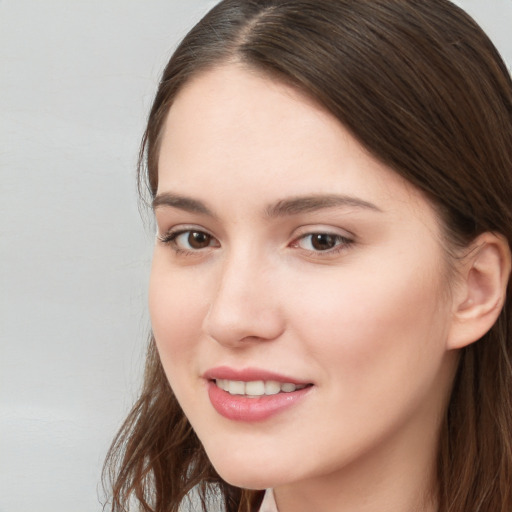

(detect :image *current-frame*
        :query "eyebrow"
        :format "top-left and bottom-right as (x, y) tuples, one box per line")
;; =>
(264, 194), (382, 217)
(152, 192), (381, 218)
(152, 192), (216, 217)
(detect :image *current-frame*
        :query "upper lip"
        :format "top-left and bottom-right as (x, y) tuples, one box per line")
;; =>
(203, 366), (311, 385)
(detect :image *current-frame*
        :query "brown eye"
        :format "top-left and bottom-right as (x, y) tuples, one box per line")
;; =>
(294, 232), (352, 254)
(188, 231), (212, 249)
(310, 233), (338, 251)
(160, 229), (219, 252)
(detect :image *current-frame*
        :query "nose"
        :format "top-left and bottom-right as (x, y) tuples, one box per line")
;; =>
(203, 251), (285, 347)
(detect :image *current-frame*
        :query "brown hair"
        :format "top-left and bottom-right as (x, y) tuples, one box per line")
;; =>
(104, 1), (512, 511)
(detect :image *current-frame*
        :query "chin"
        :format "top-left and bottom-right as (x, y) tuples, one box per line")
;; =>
(208, 455), (283, 490)
(217, 475), (273, 491)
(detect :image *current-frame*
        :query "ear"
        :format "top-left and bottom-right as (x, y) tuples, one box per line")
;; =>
(447, 232), (511, 350)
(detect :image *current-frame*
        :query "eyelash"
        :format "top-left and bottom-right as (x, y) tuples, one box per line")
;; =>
(157, 229), (219, 256)
(290, 232), (353, 256)
(157, 228), (354, 257)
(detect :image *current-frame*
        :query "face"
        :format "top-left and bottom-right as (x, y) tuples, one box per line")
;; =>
(150, 65), (459, 494)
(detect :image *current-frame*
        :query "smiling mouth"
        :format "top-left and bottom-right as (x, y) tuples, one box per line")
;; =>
(214, 379), (311, 398)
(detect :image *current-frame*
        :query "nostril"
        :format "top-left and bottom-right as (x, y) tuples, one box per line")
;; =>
(203, 298), (285, 347)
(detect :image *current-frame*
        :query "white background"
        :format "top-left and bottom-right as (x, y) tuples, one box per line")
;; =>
(0, 1), (510, 511)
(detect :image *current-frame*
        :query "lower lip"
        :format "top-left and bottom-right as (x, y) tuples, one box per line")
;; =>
(207, 381), (312, 422)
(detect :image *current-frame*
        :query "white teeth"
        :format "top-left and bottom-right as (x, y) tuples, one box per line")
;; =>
(228, 380), (245, 395)
(245, 380), (265, 395)
(264, 380), (281, 395)
(215, 379), (307, 397)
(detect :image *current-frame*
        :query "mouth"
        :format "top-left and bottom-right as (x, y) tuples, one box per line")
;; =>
(204, 367), (313, 421)
(214, 379), (310, 398)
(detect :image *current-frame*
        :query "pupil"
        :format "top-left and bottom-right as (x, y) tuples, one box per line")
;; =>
(189, 232), (210, 249)
(312, 234), (336, 251)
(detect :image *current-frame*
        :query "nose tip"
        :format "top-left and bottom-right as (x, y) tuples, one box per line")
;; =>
(205, 307), (284, 347)
(203, 265), (285, 347)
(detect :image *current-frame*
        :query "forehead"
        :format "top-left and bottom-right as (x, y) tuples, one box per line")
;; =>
(159, 64), (330, 167)
(157, 64), (436, 223)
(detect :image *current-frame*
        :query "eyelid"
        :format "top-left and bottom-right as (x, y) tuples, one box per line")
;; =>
(289, 226), (355, 256)
(157, 223), (213, 240)
(292, 233), (352, 249)
(291, 225), (355, 242)
(157, 225), (220, 252)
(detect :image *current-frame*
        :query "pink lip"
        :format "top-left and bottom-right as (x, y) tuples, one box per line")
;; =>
(203, 366), (313, 422)
(203, 366), (310, 385)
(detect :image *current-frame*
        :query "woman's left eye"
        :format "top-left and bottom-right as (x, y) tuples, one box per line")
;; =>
(293, 233), (352, 253)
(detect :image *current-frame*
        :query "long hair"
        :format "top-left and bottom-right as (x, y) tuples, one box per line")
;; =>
(104, 1), (512, 511)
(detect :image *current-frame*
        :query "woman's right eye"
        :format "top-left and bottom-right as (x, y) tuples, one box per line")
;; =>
(158, 229), (219, 252)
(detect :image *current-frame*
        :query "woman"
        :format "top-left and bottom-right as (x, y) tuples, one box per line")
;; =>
(104, 1), (512, 511)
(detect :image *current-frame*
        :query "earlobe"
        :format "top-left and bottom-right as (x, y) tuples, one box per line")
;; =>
(447, 232), (511, 350)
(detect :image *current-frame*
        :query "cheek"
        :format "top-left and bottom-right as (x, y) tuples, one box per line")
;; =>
(279, 261), (454, 464)
(148, 259), (209, 375)
(288, 259), (450, 386)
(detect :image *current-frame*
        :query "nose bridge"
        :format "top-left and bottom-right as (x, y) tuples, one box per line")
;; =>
(203, 244), (284, 346)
